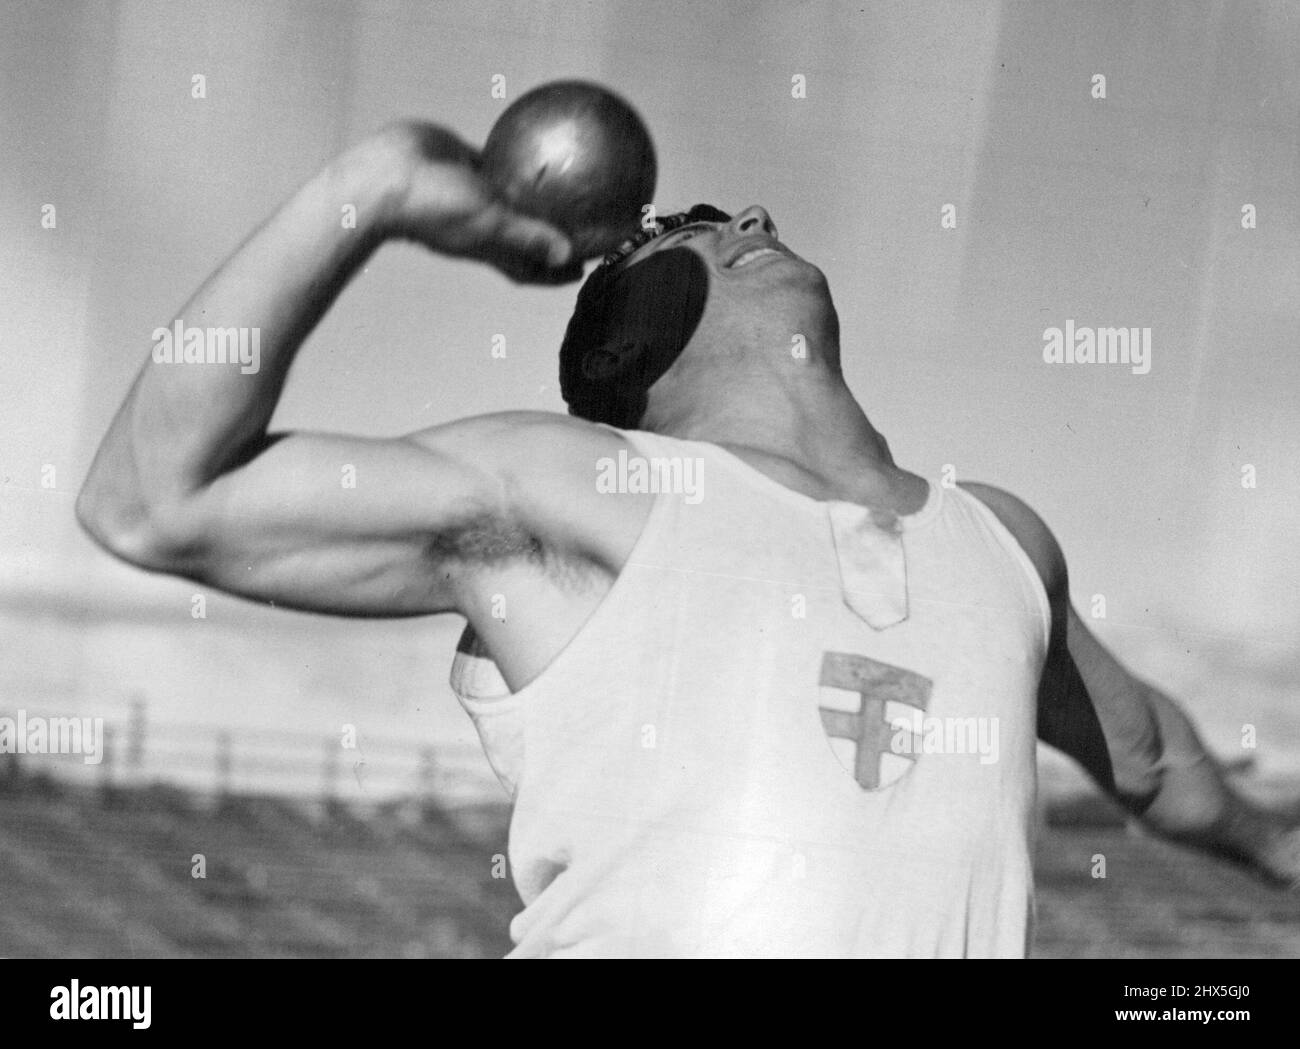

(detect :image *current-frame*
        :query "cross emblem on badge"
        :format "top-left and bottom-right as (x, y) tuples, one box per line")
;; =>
(818, 651), (933, 790)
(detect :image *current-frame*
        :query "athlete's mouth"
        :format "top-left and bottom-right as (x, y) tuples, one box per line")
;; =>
(723, 237), (791, 269)
(729, 247), (786, 269)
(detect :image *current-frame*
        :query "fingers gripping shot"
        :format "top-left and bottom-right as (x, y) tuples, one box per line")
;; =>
(77, 82), (1300, 958)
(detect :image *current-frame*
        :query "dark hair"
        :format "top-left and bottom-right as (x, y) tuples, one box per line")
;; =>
(558, 205), (731, 427)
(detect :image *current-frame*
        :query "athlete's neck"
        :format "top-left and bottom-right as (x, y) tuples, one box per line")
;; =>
(642, 363), (921, 510)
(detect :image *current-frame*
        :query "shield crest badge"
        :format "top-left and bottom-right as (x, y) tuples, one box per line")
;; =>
(818, 651), (933, 790)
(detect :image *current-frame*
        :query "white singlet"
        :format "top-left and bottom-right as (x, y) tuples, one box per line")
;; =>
(451, 427), (1050, 958)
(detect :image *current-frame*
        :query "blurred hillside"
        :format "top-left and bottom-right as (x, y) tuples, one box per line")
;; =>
(3, 767), (1298, 958)
(0, 772), (517, 958)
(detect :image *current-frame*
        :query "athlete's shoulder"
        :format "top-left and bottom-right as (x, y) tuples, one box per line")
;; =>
(407, 408), (619, 444)
(956, 481), (1066, 598)
(404, 411), (649, 569)
(405, 410), (632, 468)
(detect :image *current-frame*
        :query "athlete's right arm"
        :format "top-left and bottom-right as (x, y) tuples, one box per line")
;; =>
(75, 121), (611, 616)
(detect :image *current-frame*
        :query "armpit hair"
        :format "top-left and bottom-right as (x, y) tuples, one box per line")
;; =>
(427, 514), (544, 567)
(426, 512), (602, 595)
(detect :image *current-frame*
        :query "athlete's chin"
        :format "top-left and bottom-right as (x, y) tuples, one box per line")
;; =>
(743, 267), (832, 313)
(777, 256), (829, 291)
(738, 259), (828, 298)
(800, 257), (831, 285)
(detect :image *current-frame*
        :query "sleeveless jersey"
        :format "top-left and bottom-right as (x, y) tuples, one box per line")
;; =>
(450, 428), (1049, 957)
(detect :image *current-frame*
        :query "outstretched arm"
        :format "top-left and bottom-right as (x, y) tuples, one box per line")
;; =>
(75, 122), (609, 617)
(963, 482), (1300, 888)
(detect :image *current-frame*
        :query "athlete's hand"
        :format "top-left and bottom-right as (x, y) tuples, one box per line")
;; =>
(375, 120), (584, 285)
(1243, 805), (1300, 889)
(1138, 754), (1300, 890)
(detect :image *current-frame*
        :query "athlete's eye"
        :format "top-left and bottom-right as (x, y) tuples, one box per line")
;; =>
(666, 224), (710, 245)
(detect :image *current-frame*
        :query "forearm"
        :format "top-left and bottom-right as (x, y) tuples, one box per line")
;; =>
(1064, 613), (1298, 884)
(80, 133), (406, 531)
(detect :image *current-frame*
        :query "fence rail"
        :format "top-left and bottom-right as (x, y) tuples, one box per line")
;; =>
(0, 702), (503, 808)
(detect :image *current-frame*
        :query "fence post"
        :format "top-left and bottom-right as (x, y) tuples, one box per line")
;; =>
(418, 746), (437, 808)
(98, 723), (116, 801)
(215, 730), (232, 800)
(0, 710), (18, 789)
(126, 696), (146, 786)
(322, 736), (340, 805)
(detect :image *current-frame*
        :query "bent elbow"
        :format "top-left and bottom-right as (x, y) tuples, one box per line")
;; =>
(75, 484), (198, 573)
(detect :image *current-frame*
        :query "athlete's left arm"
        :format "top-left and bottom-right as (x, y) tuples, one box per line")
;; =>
(961, 482), (1300, 888)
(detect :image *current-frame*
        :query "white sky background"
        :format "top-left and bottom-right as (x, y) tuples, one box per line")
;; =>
(0, 1), (1296, 773)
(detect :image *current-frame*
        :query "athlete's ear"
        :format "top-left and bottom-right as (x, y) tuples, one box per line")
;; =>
(581, 341), (642, 381)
